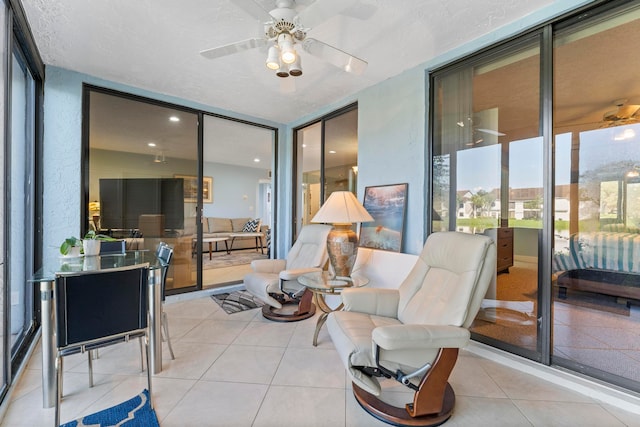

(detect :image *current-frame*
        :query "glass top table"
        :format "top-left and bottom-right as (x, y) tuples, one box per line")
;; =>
(298, 271), (369, 346)
(32, 250), (164, 281)
(30, 250), (165, 408)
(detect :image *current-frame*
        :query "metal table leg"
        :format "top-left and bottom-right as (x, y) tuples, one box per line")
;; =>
(312, 293), (343, 347)
(148, 267), (163, 374)
(40, 280), (56, 408)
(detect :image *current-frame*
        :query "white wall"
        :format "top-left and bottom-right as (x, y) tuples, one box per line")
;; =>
(202, 161), (268, 219)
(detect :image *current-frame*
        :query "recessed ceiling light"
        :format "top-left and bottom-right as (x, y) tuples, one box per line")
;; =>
(329, 150), (337, 154)
(254, 158), (260, 163)
(169, 116), (180, 122)
(147, 142), (156, 147)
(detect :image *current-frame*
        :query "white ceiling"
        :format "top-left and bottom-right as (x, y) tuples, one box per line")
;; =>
(20, 0), (553, 124)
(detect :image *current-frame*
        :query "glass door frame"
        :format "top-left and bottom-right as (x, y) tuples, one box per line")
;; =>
(3, 0), (45, 401)
(82, 85), (203, 295)
(292, 102), (358, 239)
(428, 31), (551, 365)
(82, 86), (279, 294)
(428, 0), (640, 376)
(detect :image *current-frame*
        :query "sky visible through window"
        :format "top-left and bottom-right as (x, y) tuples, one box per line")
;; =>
(456, 124), (640, 193)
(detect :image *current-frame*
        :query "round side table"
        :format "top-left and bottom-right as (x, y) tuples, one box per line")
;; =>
(298, 271), (368, 346)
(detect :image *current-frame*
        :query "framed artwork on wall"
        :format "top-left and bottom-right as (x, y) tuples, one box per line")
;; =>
(359, 183), (408, 252)
(174, 175), (213, 203)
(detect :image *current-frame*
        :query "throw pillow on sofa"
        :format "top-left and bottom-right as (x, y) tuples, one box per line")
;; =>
(242, 218), (261, 233)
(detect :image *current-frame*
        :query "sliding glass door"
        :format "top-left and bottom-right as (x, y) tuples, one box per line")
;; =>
(432, 36), (543, 359)
(431, 0), (640, 392)
(8, 43), (37, 358)
(85, 87), (199, 293)
(0, 1), (7, 398)
(84, 88), (277, 293)
(0, 0), (44, 405)
(294, 104), (359, 236)
(200, 115), (275, 288)
(552, 3), (640, 390)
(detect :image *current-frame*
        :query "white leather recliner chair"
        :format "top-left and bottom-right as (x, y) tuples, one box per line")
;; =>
(326, 231), (496, 426)
(244, 224), (332, 321)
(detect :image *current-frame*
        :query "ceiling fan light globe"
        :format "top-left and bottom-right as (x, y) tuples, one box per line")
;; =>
(276, 64), (289, 77)
(281, 49), (296, 64)
(288, 56), (302, 76)
(266, 45), (280, 70)
(278, 33), (296, 64)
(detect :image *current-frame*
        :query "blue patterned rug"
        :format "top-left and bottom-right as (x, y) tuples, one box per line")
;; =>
(60, 389), (159, 427)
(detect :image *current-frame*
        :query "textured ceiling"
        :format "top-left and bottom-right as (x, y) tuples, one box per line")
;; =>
(20, 0), (553, 124)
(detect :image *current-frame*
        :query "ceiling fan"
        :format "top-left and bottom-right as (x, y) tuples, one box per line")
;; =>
(457, 109), (506, 146)
(199, 0), (368, 78)
(601, 98), (640, 127)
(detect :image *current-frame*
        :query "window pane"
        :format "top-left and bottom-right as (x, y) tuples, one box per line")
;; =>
(0, 0), (5, 396)
(295, 106), (359, 234)
(432, 37), (541, 356)
(88, 91), (198, 292)
(9, 50), (35, 356)
(552, 4), (640, 385)
(324, 108), (359, 198)
(297, 121), (322, 228)
(202, 115), (274, 287)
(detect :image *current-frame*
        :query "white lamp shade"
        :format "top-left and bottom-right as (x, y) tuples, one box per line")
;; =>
(311, 191), (374, 225)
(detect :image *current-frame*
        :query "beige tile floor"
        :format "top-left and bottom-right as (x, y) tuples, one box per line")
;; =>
(2, 294), (640, 427)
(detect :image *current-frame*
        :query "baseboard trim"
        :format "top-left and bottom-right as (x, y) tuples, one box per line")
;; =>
(465, 341), (640, 415)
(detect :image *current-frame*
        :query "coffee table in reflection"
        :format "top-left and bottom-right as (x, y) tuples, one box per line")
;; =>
(298, 271), (369, 346)
(195, 237), (230, 260)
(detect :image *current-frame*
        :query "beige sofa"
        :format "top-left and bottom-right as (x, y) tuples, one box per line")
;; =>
(202, 217), (267, 252)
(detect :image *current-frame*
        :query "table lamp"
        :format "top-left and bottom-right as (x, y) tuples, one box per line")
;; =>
(311, 191), (374, 279)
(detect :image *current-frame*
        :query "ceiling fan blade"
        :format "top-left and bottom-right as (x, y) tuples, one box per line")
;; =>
(231, 0), (272, 22)
(301, 38), (367, 75)
(297, 0), (359, 28)
(476, 128), (506, 136)
(200, 38), (267, 59)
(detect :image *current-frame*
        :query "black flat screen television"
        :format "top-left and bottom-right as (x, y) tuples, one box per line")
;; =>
(99, 178), (185, 231)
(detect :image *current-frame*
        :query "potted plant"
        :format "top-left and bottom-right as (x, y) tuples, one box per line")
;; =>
(59, 231), (116, 257)
(59, 237), (83, 257)
(82, 230), (116, 256)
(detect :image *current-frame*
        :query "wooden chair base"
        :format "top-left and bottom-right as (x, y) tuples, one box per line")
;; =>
(262, 287), (316, 322)
(261, 302), (316, 322)
(353, 382), (455, 427)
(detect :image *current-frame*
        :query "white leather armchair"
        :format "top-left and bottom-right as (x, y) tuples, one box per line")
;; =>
(244, 224), (332, 321)
(326, 231), (496, 427)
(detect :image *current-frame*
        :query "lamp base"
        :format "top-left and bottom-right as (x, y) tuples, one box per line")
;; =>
(327, 224), (358, 278)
